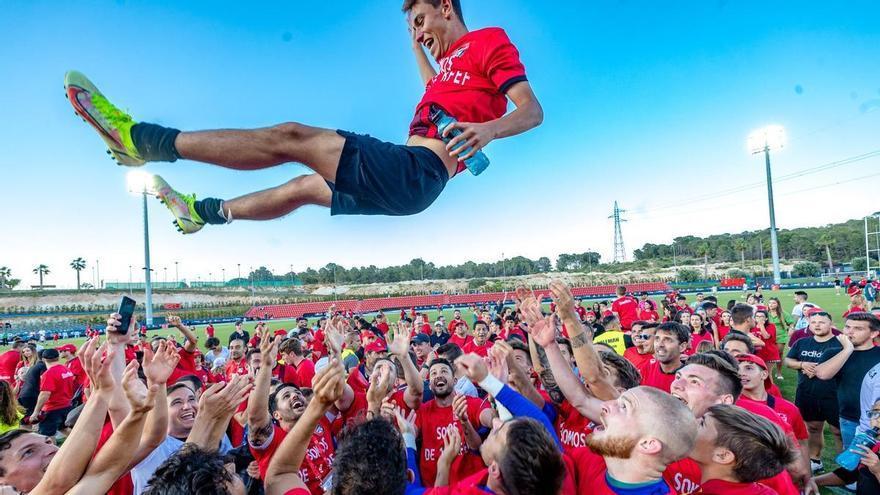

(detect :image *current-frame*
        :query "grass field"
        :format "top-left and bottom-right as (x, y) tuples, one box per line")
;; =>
(9, 287), (859, 488)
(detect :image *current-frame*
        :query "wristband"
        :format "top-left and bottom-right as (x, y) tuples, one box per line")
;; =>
(478, 374), (504, 397)
(403, 432), (417, 450)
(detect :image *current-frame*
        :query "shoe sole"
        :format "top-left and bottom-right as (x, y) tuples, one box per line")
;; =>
(64, 70), (144, 167)
(152, 176), (203, 234)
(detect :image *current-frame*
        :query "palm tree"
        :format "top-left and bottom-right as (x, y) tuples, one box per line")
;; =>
(695, 243), (711, 279)
(733, 239), (748, 269)
(70, 258), (87, 290)
(0, 267), (10, 289)
(33, 264), (50, 289)
(816, 233), (835, 272)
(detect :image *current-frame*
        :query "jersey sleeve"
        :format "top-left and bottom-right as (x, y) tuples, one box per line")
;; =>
(482, 29), (527, 93)
(39, 369), (57, 393)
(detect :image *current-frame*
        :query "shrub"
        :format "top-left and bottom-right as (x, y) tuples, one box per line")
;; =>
(792, 261), (821, 277)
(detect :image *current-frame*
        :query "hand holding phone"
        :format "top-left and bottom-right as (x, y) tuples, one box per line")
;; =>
(117, 296), (137, 335)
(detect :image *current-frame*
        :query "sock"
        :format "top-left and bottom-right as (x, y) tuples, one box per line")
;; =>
(193, 198), (229, 225)
(130, 123), (182, 162)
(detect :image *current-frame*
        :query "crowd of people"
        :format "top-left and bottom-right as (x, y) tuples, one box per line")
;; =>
(0, 279), (878, 494)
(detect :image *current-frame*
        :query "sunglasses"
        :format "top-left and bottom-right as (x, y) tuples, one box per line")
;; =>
(867, 410), (880, 420)
(637, 334), (653, 340)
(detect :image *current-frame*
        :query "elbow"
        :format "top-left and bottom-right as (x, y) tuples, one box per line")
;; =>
(531, 102), (544, 128)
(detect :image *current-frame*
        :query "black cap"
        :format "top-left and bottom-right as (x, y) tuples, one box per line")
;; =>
(413, 334), (431, 345)
(42, 348), (60, 360)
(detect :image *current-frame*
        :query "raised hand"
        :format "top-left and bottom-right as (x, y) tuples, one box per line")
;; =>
(486, 345), (509, 384)
(452, 393), (469, 422)
(165, 315), (182, 327)
(367, 365), (393, 407)
(105, 313), (135, 346)
(122, 360), (158, 415)
(455, 353), (489, 383)
(394, 407), (418, 437)
(389, 323), (412, 358)
(323, 316), (345, 358)
(438, 427), (462, 469)
(549, 280), (576, 317)
(260, 334), (281, 370)
(81, 338), (115, 395)
(527, 315), (557, 348)
(515, 286), (543, 326)
(142, 341), (180, 385)
(312, 358), (345, 407)
(199, 374), (253, 420)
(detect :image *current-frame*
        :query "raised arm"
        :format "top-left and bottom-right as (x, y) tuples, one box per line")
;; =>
(815, 335), (852, 380)
(104, 312), (136, 426)
(66, 360), (158, 495)
(187, 375), (252, 451)
(550, 281), (619, 401)
(408, 27), (437, 85)
(265, 359), (346, 495)
(248, 335), (280, 447)
(30, 339), (115, 495)
(166, 315), (198, 353)
(389, 322), (423, 410)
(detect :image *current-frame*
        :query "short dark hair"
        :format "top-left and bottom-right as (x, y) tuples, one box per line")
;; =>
(436, 342), (463, 362)
(332, 419), (407, 495)
(269, 383), (301, 414)
(474, 320), (489, 331)
(428, 357), (454, 375)
(599, 351), (641, 390)
(279, 337), (304, 356)
(0, 429), (30, 477)
(730, 304), (754, 326)
(41, 348), (59, 361)
(497, 418), (566, 495)
(707, 404), (795, 482)
(702, 302), (718, 310)
(656, 322), (690, 345)
(721, 332), (756, 354)
(402, 0), (464, 23)
(845, 312), (880, 332)
(601, 314), (619, 327)
(174, 374), (203, 392)
(144, 444), (235, 495)
(794, 290), (808, 299)
(685, 351), (742, 400)
(245, 348), (261, 362)
(616, 286), (627, 295)
(204, 337), (220, 349)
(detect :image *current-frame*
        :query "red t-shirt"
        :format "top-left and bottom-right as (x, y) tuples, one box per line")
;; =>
(571, 446), (677, 495)
(623, 347), (653, 369)
(39, 364), (76, 412)
(637, 358), (678, 393)
(665, 457), (797, 495)
(741, 395), (808, 441)
(695, 479), (777, 495)
(225, 357), (249, 381)
(556, 400), (595, 453)
(96, 420), (135, 495)
(66, 356), (87, 389)
(462, 340), (493, 357)
(575, 306), (588, 320)
(250, 420), (335, 495)
(448, 334), (473, 350)
(752, 324), (780, 362)
(206, 324), (215, 337)
(685, 331), (715, 356)
(0, 350), (20, 383)
(448, 318), (470, 333)
(416, 396), (491, 487)
(611, 296), (640, 330)
(284, 490), (310, 495)
(638, 309), (660, 322)
(168, 348), (200, 385)
(410, 28), (528, 175)
(277, 359), (316, 388)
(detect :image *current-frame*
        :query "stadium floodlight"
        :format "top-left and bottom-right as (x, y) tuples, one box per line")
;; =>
(126, 171), (155, 325)
(747, 125), (786, 286)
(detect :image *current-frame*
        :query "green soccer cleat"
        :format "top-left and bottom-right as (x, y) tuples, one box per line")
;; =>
(152, 175), (205, 234)
(64, 70), (145, 166)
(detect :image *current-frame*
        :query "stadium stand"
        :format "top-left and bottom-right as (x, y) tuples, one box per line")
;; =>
(244, 282), (672, 319)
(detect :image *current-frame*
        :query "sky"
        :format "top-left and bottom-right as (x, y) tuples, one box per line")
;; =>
(2, 0), (880, 289)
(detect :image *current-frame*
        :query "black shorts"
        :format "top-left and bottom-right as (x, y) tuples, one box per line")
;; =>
(795, 390), (840, 427)
(328, 130), (449, 216)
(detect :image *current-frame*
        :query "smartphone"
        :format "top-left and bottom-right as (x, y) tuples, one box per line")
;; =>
(117, 296), (137, 335)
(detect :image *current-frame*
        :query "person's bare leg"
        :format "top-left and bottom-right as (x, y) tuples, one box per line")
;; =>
(224, 174), (332, 220)
(806, 420), (825, 460)
(174, 123), (345, 182)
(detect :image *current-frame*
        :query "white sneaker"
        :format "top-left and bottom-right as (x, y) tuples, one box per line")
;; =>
(810, 458), (824, 473)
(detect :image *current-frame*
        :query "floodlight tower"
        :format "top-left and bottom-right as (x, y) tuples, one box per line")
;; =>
(127, 171), (155, 325)
(748, 125), (785, 285)
(609, 201), (627, 263)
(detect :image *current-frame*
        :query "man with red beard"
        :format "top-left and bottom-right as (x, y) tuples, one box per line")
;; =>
(247, 336), (346, 494)
(689, 404), (796, 494)
(567, 386), (699, 495)
(414, 358), (495, 486)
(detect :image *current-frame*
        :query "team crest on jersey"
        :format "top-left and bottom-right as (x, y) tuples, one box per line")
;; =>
(451, 43), (470, 59)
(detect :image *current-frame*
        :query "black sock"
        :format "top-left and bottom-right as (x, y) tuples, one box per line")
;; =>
(130, 123), (182, 162)
(194, 198), (228, 225)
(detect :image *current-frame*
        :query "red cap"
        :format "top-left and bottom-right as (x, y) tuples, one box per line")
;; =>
(737, 353), (775, 391)
(274, 329), (288, 337)
(364, 340), (387, 354)
(57, 344), (77, 354)
(805, 306), (827, 317)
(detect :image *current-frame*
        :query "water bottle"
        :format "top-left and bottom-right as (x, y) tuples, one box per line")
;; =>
(835, 427), (878, 471)
(429, 105), (490, 176)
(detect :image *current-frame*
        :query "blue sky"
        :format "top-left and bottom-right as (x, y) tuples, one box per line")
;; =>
(3, 0), (880, 289)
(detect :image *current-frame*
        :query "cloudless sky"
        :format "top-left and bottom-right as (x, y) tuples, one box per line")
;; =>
(3, 0), (880, 289)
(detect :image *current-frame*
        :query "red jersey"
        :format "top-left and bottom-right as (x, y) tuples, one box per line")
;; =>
(224, 357), (249, 381)
(556, 400), (595, 453)
(0, 350), (20, 383)
(685, 331), (714, 356)
(206, 324), (215, 338)
(462, 340), (493, 357)
(637, 358), (678, 393)
(752, 324), (780, 362)
(638, 309), (660, 322)
(39, 364), (76, 412)
(96, 420), (135, 495)
(448, 333), (473, 350)
(250, 421), (335, 495)
(691, 479), (777, 495)
(623, 346), (653, 369)
(416, 396), (491, 487)
(611, 296), (640, 330)
(66, 356), (87, 389)
(346, 367), (370, 395)
(571, 446), (677, 495)
(448, 318), (470, 333)
(575, 306), (588, 320)
(665, 457), (797, 495)
(279, 358), (316, 388)
(410, 28), (528, 175)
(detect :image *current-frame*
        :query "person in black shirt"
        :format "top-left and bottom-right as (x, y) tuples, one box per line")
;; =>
(815, 312), (880, 450)
(228, 320), (250, 346)
(785, 311), (844, 472)
(429, 321), (450, 348)
(17, 351), (47, 417)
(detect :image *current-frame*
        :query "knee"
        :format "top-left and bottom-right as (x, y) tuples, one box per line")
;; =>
(270, 122), (310, 142)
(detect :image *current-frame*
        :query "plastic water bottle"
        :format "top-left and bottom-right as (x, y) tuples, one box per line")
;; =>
(429, 105), (490, 176)
(835, 427), (878, 471)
